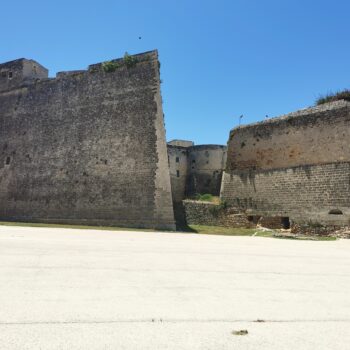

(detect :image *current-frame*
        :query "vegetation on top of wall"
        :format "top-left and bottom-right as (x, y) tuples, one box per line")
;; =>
(316, 89), (350, 105)
(101, 52), (139, 73)
(123, 52), (138, 68)
(102, 61), (121, 73)
(192, 194), (228, 217)
(192, 194), (227, 206)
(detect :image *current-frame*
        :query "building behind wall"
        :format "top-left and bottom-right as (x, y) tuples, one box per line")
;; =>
(167, 140), (227, 202)
(0, 58), (48, 92)
(167, 140), (193, 202)
(221, 100), (350, 226)
(0, 51), (175, 230)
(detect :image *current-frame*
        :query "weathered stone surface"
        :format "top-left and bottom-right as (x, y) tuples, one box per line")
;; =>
(221, 101), (350, 226)
(226, 100), (350, 171)
(0, 51), (175, 230)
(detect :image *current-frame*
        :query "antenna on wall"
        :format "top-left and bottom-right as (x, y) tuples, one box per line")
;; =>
(238, 114), (243, 127)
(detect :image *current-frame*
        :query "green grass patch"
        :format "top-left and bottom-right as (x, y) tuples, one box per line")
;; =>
(194, 194), (221, 204)
(196, 193), (214, 201)
(0, 221), (154, 232)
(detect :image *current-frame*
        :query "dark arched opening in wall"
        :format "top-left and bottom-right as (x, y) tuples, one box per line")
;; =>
(328, 209), (343, 215)
(281, 217), (290, 229)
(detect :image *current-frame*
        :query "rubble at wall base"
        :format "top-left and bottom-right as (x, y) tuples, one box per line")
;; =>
(182, 200), (350, 239)
(182, 200), (255, 228)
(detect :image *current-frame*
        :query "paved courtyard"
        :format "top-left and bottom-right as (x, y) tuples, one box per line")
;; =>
(0, 225), (349, 350)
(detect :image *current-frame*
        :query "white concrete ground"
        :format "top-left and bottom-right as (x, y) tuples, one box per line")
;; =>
(0, 226), (349, 350)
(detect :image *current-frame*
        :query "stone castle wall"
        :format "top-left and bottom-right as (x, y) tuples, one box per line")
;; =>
(167, 142), (226, 203)
(0, 51), (175, 230)
(167, 145), (189, 203)
(186, 145), (227, 196)
(226, 100), (350, 171)
(221, 162), (350, 225)
(221, 101), (350, 225)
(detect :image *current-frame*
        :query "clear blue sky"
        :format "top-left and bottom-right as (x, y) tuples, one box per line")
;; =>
(1, 0), (349, 145)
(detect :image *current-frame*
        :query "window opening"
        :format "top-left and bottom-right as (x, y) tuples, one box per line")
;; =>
(281, 217), (290, 229)
(329, 209), (343, 215)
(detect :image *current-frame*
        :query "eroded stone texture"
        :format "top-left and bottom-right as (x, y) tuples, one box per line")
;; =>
(0, 51), (175, 230)
(226, 100), (350, 171)
(221, 101), (350, 225)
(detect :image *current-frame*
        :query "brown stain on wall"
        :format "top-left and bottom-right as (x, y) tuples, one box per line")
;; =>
(227, 103), (350, 171)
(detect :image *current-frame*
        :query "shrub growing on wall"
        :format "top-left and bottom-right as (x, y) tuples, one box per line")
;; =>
(316, 89), (350, 105)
